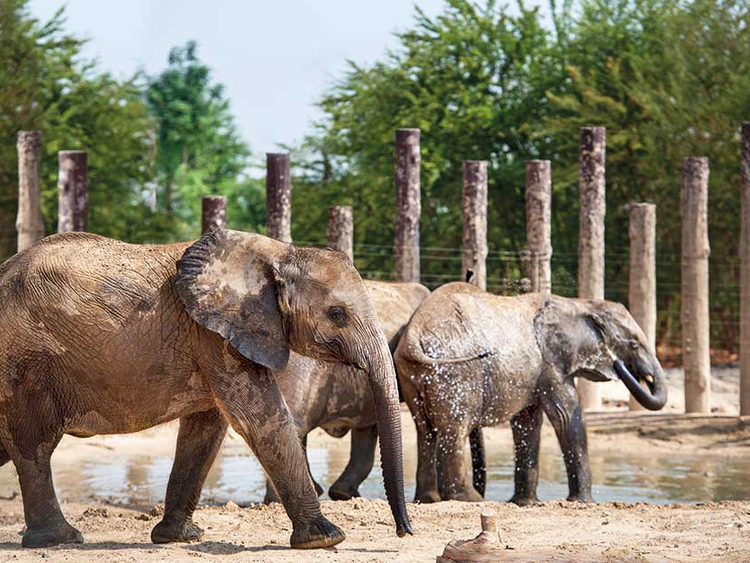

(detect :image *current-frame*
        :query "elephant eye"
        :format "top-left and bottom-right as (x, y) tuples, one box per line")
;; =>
(327, 306), (348, 327)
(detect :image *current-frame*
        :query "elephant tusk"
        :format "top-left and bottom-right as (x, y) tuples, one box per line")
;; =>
(643, 374), (654, 384)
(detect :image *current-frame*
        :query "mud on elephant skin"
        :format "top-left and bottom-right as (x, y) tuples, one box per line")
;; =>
(394, 282), (667, 505)
(0, 230), (411, 549)
(265, 281), (429, 503)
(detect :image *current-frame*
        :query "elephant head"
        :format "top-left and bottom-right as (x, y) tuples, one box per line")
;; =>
(535, 297), (668, 410)
(175, 229), (412, 536)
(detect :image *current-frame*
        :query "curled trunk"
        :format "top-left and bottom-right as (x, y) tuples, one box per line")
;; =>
(614, 360), (668, 411)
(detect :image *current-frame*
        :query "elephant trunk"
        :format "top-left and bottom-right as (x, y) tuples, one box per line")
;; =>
(614, 359), (668, 411)
(365, 339), (413, 537)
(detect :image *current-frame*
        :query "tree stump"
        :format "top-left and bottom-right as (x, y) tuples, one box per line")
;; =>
(437, 511), (505, 563)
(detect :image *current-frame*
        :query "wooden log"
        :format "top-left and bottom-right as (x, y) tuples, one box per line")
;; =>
(394, 128), (421, 283)
(436, 510), (504, 563)
(462, 161), (488, 290)
(742, 123), (750, 416)
(681, 157), (711, 414)
(266, 153), (292, 242)
(578, 126), (606, 411)
(15, 131), (45, 252)
(628, 203), (657, 411)
(327, 205), (354, 261)
(202, 195), (226, 234)
(57, 150), (88, 233)
(525, 160), (552, 294)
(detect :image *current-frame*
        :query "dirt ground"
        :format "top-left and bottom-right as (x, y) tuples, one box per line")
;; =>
(0, 368), (748, 562)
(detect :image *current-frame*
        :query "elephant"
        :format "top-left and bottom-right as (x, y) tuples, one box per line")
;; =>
(265, 280), (429, 503)
(0, 230), (412, 549)
(394, 282), (667, 505)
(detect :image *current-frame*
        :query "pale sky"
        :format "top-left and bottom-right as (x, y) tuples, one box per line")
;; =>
(29, 0), (449, 164)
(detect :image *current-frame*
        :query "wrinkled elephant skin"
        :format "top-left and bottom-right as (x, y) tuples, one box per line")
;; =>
(395, 282), (667, 504)
(0, 231), (411, 548)
(266, 281), (429, 503)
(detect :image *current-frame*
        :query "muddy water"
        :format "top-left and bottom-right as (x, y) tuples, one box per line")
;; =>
(0, 427), (746, 507)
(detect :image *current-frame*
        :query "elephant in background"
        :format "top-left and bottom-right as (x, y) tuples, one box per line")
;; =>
(266, 281), (429, 503)
(395, 282), (667, 504)
(0, 230), (411, 549)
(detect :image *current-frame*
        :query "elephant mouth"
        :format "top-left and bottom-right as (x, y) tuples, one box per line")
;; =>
(613, 359), (667, 411)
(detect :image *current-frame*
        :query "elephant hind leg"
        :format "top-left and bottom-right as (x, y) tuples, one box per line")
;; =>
(329, 425), (377, 501)
(152, 408), (228, 544)
(509, 402), (543, 506)
(469, 427), (486, 498)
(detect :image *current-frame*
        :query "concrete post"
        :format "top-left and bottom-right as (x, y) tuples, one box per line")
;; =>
(462, 161), (488, 290)
(327, 205), (354, 261)
(578, 126), (606, 410)
(202, 195), (226, 234)
(525, 160), (552, 294)
(628, 203), (657, 411)
(394, 128), (421, 282)
(742, 123), (750, 416)
(57, 150), (88, 233)
(266, 153), (292, 243)
(16, 131), (45, 252)
(681, 157), (711, 414)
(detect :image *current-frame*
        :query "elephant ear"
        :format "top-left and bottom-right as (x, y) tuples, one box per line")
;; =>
(533, 298), (601, 374)
(175, 229), (290, 372)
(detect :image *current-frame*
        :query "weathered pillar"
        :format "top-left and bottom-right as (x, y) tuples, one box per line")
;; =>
(327, 205), (354, 261)
(742, 123), (750, 416)
(525, 160), (552, 294)
(394, 128), (421, 282)
(628, 203), (657, 411)
(266, 153), (292, 243)
(16, 131), (45, 252)
(462, 161), (488, 290)
(202, 195), (226, 234)
(577, 126), (606, 411)
(681, 157), (711, 414)
(57, 150), (88, 233)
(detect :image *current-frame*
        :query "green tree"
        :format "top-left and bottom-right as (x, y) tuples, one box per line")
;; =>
(0, 0), (154, 259)
(146, 41), (259, 240)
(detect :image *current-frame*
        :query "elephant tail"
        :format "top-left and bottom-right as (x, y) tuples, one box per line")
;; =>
(469, 427), (486, 498)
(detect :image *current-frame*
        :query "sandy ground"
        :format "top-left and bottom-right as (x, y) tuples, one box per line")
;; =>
(0, 366), (748, 562)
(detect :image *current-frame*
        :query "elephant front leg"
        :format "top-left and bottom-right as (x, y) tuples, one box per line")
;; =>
(509, 402), (543, 506)
(152, 408), (228, 544)
(540, 379), (593, 502)
(209, 367), (345, 549)
(439, 426), (483, 502)
(329, 425), (377, 500)
(265, 435), (323, 504)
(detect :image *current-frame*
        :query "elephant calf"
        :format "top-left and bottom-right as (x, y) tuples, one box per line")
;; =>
(267, 281), (429, 503)
(0, 231), (411, 548)
(395, 282), (667, 504)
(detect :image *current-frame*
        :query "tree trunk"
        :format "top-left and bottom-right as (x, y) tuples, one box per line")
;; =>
(577, 126), (606, 411)
(525, 160), (552, 294)
(462, 161), (488, 290)
(16, 131), (45, 252)
(57, 150), (88, 233)
(742, 123), (750, 416)
(266, 153), (292, 243)
(681, 157), (711, 414)
(202, 195), (226, 234)
(394, 128), (420, 283)
(628, 203), (657, 411)
(327, 205), (354, 261)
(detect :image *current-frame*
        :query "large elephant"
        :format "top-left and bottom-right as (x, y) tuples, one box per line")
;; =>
(0, 230), (412, 549)
(394, 282), (667, 504)
(265, 281), (429, 503)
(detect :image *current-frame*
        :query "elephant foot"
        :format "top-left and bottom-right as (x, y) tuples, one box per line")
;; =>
(567, 493), (593, 503)
(290, 516), (345, 549)
(22, 521), (83, 548)
(151, 518), (204, 544)
(414, 490), (442, 503)
(264, 490), (281, 504)
(328, 484), (359, 501)
(509, 494), (540, 506)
